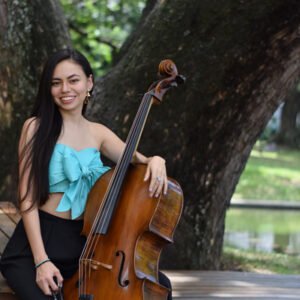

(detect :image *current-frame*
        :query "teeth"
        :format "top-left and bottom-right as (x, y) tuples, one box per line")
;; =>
(61, 96), (75, 101)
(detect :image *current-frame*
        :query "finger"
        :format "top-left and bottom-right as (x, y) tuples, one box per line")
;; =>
(155, 180), (164, 197)
(39, 280), (52, 296)
(163, 176), (168, 195)
(54, 271), (64, 289)
(158, 171), (167, 196)
(149, 172), (163, 196)
(149, 175), (157, 196)
(48, 276), (59, 292)
(54, 271), (64, 287)
(144, 165), (151, 181)
(153, 174), (165, 197)
(156, 171), (168, 197)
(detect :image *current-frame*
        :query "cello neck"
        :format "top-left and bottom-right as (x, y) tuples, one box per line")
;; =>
(95, 91), (154, 234)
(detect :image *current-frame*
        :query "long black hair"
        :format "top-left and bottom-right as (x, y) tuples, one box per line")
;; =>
(19, 48), (94, 210)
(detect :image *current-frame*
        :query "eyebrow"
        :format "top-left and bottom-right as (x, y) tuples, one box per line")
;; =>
(52, 74), (81, 81)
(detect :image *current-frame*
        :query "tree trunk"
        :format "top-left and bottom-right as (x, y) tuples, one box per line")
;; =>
(1, 0), (300, 270)
(275, 89), (300, 148)
(0, 0), (71, 200)
(88, 0), (300, 269)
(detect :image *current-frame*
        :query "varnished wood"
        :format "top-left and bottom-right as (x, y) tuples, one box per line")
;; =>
(0, 202), (20, 225)
(64, 165), (183, 299)
(0, 202), (20, 255)
(0, 202), (19, 299)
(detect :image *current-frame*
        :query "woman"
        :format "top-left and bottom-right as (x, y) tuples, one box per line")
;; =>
(0, 49), (171, 299)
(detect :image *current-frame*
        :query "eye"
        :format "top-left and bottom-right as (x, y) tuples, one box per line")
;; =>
(51, 81), (60, 87)
(70, 78), (80, 84)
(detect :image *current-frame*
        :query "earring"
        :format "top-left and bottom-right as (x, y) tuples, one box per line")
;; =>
(84, 90), (91, 105)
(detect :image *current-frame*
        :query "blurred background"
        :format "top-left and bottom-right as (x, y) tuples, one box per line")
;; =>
(0, 0), (299, 273)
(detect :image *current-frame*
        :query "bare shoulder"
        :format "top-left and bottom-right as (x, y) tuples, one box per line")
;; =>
(21, 117), (39, 141)
(88, 121), (113, 143)
(89, 121), (114, 133)
(23, 116), (38, 128)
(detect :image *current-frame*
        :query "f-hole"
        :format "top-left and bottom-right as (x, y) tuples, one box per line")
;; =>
(116, 250), (130, 287)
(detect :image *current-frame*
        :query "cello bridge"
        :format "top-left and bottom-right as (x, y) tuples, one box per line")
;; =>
(81, 258), (112, 271)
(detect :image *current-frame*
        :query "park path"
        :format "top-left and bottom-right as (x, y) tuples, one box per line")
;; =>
(165, 270), (300, 299)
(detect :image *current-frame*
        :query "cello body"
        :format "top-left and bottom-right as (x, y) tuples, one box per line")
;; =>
(64, 164), (183, 299)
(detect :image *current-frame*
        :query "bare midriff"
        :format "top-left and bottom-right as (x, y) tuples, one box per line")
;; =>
(39, 193), (83, 220)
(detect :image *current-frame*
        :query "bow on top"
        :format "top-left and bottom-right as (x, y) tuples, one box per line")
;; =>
(49, 144), (110, 219)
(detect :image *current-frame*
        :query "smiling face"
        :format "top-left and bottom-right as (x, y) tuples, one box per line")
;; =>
(51, 59), (93, 113)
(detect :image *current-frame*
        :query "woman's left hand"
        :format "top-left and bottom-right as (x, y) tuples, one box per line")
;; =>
(144, 156), (168, 197)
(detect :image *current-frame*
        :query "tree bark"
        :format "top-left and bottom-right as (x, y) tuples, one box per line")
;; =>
(88, 0), (300, 269)
(0, 0), (71, 200)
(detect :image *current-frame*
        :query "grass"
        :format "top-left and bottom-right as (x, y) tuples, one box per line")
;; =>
(225, 145), (300, 274)
(222, 247), (300, 274)
(233, 146), (300, 201)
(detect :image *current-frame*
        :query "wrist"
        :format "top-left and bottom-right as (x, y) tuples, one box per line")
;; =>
(33, 253), (48, 265)
(35, 257), (51, 269)
(132, 152), (150, 164)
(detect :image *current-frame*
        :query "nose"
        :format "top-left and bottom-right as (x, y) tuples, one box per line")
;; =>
(61, 81), (70, 93)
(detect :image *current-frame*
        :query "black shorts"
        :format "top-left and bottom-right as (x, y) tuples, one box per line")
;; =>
(0, 210), (85, 300)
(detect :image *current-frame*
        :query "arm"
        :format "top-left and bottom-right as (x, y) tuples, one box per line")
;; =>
(99, 124), (168, 197)
(18, 118), (63, 295)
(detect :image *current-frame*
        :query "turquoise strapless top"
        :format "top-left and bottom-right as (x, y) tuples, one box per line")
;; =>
(49, 144), (110, 219)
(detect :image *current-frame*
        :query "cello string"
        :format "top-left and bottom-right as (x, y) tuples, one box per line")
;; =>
(78, 128), (127, 297)
(79, 163), (118, 295)
(78, 92), (153, 295)
(95, 93), (152, 233)
(83, 94), (153, 290)
(77, 64), (181, 298)
(88, 93), (152, 248)
(79, 93), (150, 296)
(84, 92), (152, 268)
(78, 97), (146, 295)
(79, 158), (121, 297)
(94, 92), (153, 233)
(83, 91), (148, 252)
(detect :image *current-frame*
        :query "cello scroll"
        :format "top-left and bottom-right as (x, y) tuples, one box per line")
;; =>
(149, 59), (185, 102)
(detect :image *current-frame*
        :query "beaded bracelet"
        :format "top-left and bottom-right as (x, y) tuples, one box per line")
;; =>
(35, 258), (51, 269)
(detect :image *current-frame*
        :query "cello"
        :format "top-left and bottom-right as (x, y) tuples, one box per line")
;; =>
(64, 60), (185, 299)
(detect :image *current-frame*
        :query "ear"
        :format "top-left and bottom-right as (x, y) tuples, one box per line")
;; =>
(87, 74), (94, 91)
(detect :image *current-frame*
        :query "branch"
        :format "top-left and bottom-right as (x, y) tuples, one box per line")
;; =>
(114, 0), (159, 63)
(68, 21), (118, 54)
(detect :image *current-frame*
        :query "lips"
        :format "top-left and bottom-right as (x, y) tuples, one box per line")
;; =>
(60, 96), (76, 104)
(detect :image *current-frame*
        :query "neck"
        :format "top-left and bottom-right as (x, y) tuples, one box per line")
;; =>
(59, 109), (86, 126)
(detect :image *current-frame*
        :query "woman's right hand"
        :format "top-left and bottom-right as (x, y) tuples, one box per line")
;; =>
(36, 260), (64, 296)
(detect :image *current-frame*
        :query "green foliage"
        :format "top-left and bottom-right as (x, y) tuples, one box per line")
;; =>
(234, 147), (300, 201)
(60, 0), (146, 75)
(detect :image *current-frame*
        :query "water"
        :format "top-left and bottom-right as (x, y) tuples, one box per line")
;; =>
(224, 208), (300, 255)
